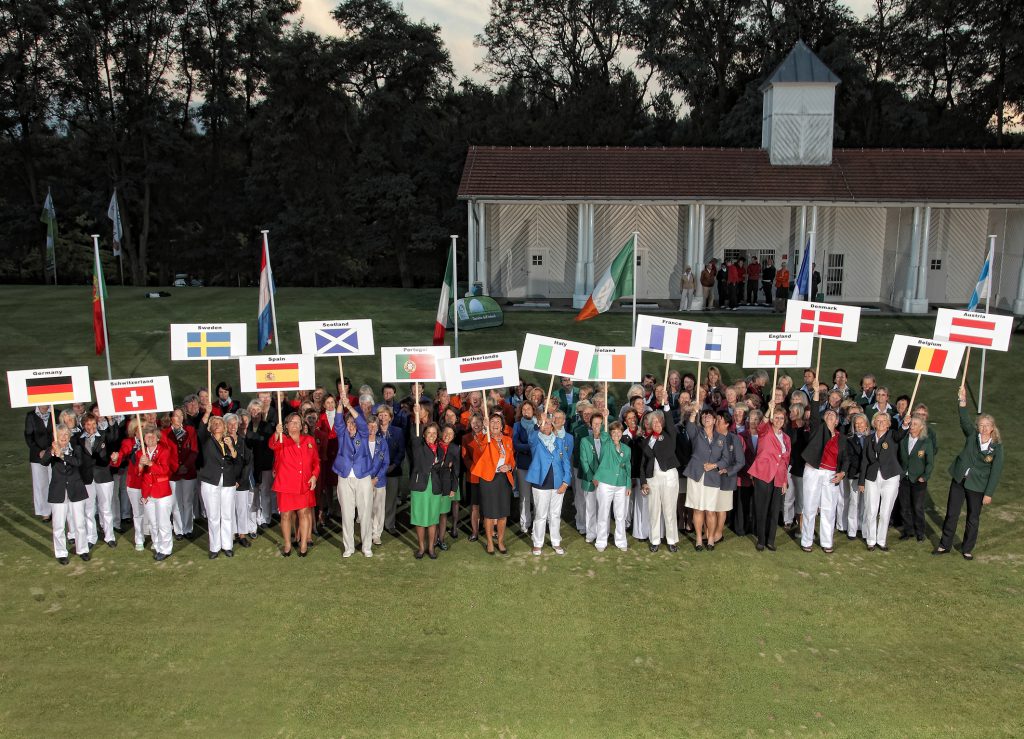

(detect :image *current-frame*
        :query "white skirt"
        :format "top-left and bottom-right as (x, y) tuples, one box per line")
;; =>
(686, 477), (720, 512)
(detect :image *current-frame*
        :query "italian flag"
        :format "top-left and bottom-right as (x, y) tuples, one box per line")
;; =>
(433, 248), (454, 345)
(576, 235), (634, 321)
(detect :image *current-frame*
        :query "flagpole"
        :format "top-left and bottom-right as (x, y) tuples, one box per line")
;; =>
(92, 235), (112, 380)
(978, 235), (996, 413)
(261, 230), (281, 352)
(631, 231), (639, 344)
(451, 235), (460, 357)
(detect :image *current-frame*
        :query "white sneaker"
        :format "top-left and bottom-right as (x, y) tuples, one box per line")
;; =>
(372, 538), (381, 546)
(342, 550), (353, 558)
(135, 543), (144, 552)
(363, 550), (373, 558)
(532, 547), (542, 556)
(553, 546), (565, 555)
(618, 546), (628, 552)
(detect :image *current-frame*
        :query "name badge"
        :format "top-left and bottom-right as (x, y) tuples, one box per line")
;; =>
(984, 455), (993, 463)
(917, 450), (925, 458)
(882, 442), (888, 450)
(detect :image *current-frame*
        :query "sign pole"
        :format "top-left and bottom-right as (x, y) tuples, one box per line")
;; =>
(482, 391), (489, 441)
(814, 336), (823, 388)
(977, 234), (996, 413)
(51, 406), (59, 443)
(276, 391), (283, 442)
(604, 381), (609, 433)
(337, 356), (345, 402)
(207, 359), (212, 408)
(664, 356), (670, 386)
(545, 374), (555, 415)
(960, 347), (971, 393)
(907, 373), (923, 416)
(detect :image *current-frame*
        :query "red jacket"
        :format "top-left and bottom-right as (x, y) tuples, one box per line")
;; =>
(314, 411), (339, 463)
(163, 425), (198, 481)
(747, 420), (791, 488)
(268, 432), (320, 496)
(727, 264), (743, 284)
(116, 438), (144, 489)
(139, 441), (177, 499)
(746, 262), (761, 281)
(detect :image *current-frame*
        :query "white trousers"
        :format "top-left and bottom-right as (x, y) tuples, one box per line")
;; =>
(801, 466), (840, 549)
(678, 288), (697, 311)
(516, 468), (533, 529)
(89, 481), (117, 543)
(624, 479), (637, 528)
(572, 468), (587, 534)
(126, 487), (145, 547)
(257, 470), (277, 525)
(648, 468), (680, 545)
(594, 482), (627, 551)
(31, 463), (52, 517)
(170, 478), (198, 535)
(200, 481), (235, 552)
(234, 488), (256, 537)
(371, 485), (387, 541)
(863, 473), (900, 547)
(531, 488), (565, 548)
(841, 479), (861, 535)
(83, 481), (98, 545)
(784, 473), (804, 525)
(51, 496), (88, 558)
(337, 476), (373, 555)
(144, 495), (174, 555)
(585, 488), (599, 542)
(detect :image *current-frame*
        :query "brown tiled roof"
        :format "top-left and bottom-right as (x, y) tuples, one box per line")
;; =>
(456, 146), (1024, 204)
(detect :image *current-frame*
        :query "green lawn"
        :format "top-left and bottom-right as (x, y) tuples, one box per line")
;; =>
(0, 285), (1021, 737)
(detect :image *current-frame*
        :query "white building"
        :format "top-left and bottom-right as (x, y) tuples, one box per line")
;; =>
(458, 41), (1024, 314)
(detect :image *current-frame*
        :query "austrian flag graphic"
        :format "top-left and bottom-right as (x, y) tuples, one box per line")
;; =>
(933, 308), (1013, 352)
(785, 300), (861, 342)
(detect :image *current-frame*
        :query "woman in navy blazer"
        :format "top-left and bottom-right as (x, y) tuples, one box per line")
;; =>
(526, 410), (572, 555)
(512, 401), (537, 534)
(683, 406), (727, 551)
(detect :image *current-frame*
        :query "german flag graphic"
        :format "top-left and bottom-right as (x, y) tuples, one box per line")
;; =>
(25, 375), (75, 403)
(901, 346), (948, 374)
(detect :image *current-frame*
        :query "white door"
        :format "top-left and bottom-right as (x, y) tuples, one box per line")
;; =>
(527, 249), (548, 298)
(635, 247), (648, 299)
(926, 254), (947, 303)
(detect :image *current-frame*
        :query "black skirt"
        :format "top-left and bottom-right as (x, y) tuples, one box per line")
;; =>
(479, 475), (511, 519)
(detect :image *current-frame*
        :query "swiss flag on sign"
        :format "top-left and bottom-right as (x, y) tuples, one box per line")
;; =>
(112, 384), (157, 413)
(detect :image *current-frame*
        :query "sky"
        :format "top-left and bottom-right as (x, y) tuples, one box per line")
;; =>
(298, 0), (877, 82)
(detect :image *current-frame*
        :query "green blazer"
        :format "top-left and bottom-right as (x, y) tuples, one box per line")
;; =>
(571, 421), (590, 469)
(578, 434), (599, 492)
(899, 434), (935, 482)
(948, 406), (1003, 497)
(590, 433), (631, 488)
(555, 388), (578, 415)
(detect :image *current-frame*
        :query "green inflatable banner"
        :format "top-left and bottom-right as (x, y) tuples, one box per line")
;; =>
(447, 296), (504, 331)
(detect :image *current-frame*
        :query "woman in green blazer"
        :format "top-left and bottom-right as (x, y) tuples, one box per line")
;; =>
(587, 420), (632, 552)
(934, 388), (1003, 560)
(897, 416), (935, 542)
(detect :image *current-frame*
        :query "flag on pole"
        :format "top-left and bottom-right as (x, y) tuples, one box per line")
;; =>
(966, 242), (994, 311)
(576, 235), (634, 321)
(795, 234), (812, 300)
(433, 248), (454, 345)
(107, 191), (123, 257)
(93, 249), (107, 356)
(257, 241), (275, 350)
(40, 189), (57, 282)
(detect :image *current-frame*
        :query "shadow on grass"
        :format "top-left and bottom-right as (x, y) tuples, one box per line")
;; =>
(0, 501), (54, 556)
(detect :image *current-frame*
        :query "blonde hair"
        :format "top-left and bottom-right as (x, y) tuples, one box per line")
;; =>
(207, 416), (226, 435)
(977, 414), (1001, 443)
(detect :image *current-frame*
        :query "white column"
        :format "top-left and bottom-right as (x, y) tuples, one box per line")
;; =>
(478, 202), (488, 295)
(467, 200), (477, 287)
(586, 204), (595, 291)
(573, 204), (588, 304)
(902, 206), (923, 313)
(685, 204), (697, 269)
(914, 206), (932, 302)
(1014, 236), (1024, 314)
(696, 204), (706, 268)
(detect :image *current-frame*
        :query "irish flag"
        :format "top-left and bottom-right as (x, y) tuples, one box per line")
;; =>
(575, 235), (634, 321)
(433, 248), (454, 345)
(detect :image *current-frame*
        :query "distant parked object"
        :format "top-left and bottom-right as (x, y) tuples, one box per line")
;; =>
(173, 273), (203, 288)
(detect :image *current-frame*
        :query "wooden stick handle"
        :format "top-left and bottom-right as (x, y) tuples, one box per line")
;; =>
(276, 392), (283, 441)
(337, 355), (345, 395)
(482, 392), (489, 441)
(907, 374), (922, 419)
(960, 347), (971, 391)
(545, 374), (555, 417)
(207, 359), (212, 409)
(664, 356), (670, 385)
(51, 405), (58, 442)
(815, 336), (822, 385)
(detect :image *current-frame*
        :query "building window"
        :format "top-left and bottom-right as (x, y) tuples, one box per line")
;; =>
(930, 259), (942, 271)
(724, 248), (745, 263)
(635, 253), (642, 267)
(531, 254), (543, 266)
(758, 249), (775, 264)
(826, 253), (844, 297)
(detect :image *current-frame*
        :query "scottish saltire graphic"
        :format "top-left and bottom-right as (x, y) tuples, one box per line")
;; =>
(741, 332), (814, 368)
(444, 351), (519, 394)
(95, 377), (173, 416)
(380, 346), (451, 383)
(885, 335), (965, 380)
(170, 324), (247, 361)
(298, 319), (375, 356)
(701, 327), (739, 364)
(7, 366), (91, 408)
(785, 300), (861, 342)
(588, 347), (642, 383)
(520, 334), (595, 380)
(257, 241), (276, 350)
(239, 354), (317, 393)
(933, 309), (1013, 352)
(635, 315), (708, 359)
(966, 242), (994, 311)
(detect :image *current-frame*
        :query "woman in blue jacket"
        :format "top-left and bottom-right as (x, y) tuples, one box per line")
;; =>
(527, 410), (572, 555)
(512, 401), (537, 534)
(333, 399), (375, 559)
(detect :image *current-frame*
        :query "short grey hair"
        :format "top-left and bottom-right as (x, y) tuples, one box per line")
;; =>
(359, 393), (375, 406)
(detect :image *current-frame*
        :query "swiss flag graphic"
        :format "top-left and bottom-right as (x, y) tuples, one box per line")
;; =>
(112, 384), (157, 413)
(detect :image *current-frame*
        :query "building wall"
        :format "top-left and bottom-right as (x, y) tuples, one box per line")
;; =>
(816, 206), (886, 302)
(484, 203), (574, 298)
(592, 204), (683, 299)
(883, 207), (915, 307)
(763, 84), (836, 165)
(930, 209), (990, 305)
(989, 209), (1024, 311)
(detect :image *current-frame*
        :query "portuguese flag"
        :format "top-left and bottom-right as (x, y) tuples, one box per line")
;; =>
(395, 353), (437, 380)
(576, 235), (634, 321)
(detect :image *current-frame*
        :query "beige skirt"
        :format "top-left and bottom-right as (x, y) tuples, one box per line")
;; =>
(686, 477), (721, 512)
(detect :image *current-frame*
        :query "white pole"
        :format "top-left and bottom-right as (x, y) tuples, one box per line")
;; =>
(806, 229), (816, 301)
(451, 234), (460, 358)
(261, 230), (282, 353)
(978, 235), (996, 413)
(632, 231), (639, 344)
(92, 235), (113, 380)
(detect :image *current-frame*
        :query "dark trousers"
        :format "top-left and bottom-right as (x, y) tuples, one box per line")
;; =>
(746, 280), (759, 304)
(761, 281), (773, 304)
(728, 283), (740, 309)
(730, 485), (754, 536)
(717, 283), (727, 307)
(939, 479), (984, 554)
(898, 477), (927, 538)
(752, 478), (782, 547)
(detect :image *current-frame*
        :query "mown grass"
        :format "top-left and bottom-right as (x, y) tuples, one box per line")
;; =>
(0, 285), (1021, 737)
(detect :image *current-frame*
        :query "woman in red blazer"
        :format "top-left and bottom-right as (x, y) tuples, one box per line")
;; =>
(470, 414), (516, 555)
(112, 418), (147, 552)
(747, 402), (791, 552)
(139, 424), (178, 561)
(313, 395), (340, 534)
(269, 413), (320, 556)
(163, 408), (199, 540)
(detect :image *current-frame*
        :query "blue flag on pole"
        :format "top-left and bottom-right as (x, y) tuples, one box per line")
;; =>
(257, 242), (275, 350)
(966, 242), (994, 311)
(795, 234), (812, 300)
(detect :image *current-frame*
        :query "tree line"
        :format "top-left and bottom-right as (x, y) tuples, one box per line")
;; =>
(1, 0), (1021, 287)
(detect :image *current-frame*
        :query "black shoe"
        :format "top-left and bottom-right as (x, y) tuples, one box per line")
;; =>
(154, 552), (169, 562)
(437, 540), (449, 551)
(878, 545), (889, 552)
(209, 551), (219, 560)
(387, 528), (399, 537)
(80, 553), (91, 562)
(113, 526), (123, 534)
(756, 544), (765, 552)
(106, 540), (117, 548)
(899, 533), (913, 541)
(649, 544), (659, 553)
(281, 548), (292, 557)
(57, 556), (68, 565)
(238, 538), (251, 548)
(847, 535), (857, 541)
(801, 546), (813, 553)
(963, 552), (974, 560)
(706, 541), (715, 551)
(916, 535), (925, 542)
(766, 543), (776, 551)
(415, 550), (425, 559)
(866, 545), (876, 552)
(668, 544), (679, 553)
(175, 534), (184, 541)
(450, 528), (459, 539)
(931, 547), (948, 556)
(223, 549), (234, 558)
(695, 543), (704, 552)
(468, 535), (478, 542)
(298, 549), (308, 557)
(428, 550), (438, 560)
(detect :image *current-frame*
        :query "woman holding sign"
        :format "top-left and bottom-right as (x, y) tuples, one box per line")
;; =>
(471, 414), (516, 555)
(138, 424), (177, 562)
(43, 425), (89, 564)
(934, 389), (1003, 560)
(269, 413), (319, 557)
(747, 402), (791, 552)
(197, 408), (240, 559)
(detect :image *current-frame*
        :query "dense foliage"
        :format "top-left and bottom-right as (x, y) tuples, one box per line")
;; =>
(2, 0), (1021, 286)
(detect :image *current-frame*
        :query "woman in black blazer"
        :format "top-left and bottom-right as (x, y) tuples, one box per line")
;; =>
(408, 423), (444, 559)
(858, 412), (905, 551)
(436, 424), (461, 551)
(25, 406), (54, 520)
(76, 414), (118, 548)
(197, 408), (240, 559)
(640, 410), (683, 552)
(44, 425), (90, 564)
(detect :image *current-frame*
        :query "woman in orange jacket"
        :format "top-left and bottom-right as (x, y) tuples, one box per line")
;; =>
(470, 413), (516, 555)
(461, 413), (486, 541)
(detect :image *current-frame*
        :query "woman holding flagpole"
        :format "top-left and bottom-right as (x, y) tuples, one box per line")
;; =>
(409, 422), (444, 559)
(269, 413), (319, 557)
(471, 414), (516, 555)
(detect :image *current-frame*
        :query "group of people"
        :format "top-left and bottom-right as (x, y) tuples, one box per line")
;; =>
(25, 364), (1002, 565)
(678, 255), (822, 313)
